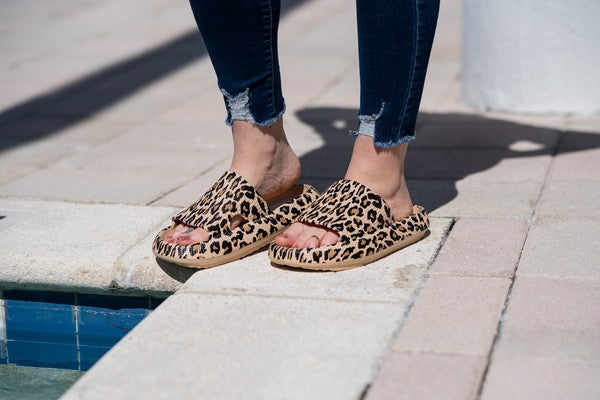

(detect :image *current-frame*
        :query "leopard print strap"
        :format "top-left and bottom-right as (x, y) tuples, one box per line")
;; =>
(172, 171), (270, 235)
(296, 179), (395, 240)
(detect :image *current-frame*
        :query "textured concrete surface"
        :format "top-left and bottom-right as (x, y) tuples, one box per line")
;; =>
(179, 218), (452, 303)
(430, 217), (528, 277)
(517, 218), (600, 278)
(0, 0), (598, 398)
(0, 199), (176, 294)
(63, 293), (405, 400)
(392, 276), (510, 356)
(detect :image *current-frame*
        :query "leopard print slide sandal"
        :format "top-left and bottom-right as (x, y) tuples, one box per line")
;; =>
(152, 170), (319, 269)
(268, 179), (430, 271)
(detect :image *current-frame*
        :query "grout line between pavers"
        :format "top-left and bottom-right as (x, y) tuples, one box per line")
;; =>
(359, 217), (457, 399)
(474, 129), (566, 399)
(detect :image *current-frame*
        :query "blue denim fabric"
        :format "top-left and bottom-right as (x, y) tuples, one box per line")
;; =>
(189, 0), (439, 147)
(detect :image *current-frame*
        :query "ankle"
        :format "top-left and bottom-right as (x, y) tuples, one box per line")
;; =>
(344, 135), (413, 219)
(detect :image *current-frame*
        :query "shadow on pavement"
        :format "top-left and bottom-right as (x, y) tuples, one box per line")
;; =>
(295, 107), (599, 213)
(0, 0), (311, 153)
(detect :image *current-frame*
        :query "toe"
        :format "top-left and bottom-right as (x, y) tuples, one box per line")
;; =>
(165, 224), (189, 243)
(320, 230), (340, 246)
(275, 222), (305, 247)
(175, 228), (209, 245)
(293, 226), (321, 248)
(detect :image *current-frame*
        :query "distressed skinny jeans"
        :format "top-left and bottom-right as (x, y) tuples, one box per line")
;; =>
(189, 0), (439, 148)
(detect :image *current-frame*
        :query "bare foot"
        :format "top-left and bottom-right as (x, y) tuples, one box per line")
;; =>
(168, 118), (300, 245)
(275, 135), (413, 249)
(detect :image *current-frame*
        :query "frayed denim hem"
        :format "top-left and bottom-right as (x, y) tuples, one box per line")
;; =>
(373, 134), (416, 148)
(349, 130), (416, 148)
(221, 88), (286, 127)
(349, 102), (416, 147)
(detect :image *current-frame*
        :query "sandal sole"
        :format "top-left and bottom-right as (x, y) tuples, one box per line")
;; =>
(154, 230), (281, 269)
(270, 229), (430, 272)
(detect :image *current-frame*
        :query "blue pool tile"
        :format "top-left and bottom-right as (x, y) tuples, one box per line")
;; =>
(79, 345), (112, 371)
(78, 294), (148, 310)
(4, 300), (76, 344)
(78, 307), (148, 347)
(7, 340), (78, 369)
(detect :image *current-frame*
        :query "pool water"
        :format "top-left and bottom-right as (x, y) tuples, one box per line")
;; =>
(0, 290), (165, 397)
(0, 364), (83, 400)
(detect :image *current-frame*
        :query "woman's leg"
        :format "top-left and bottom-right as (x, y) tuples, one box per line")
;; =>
(277, 0), (439, 248)
(170, 0), (300, 245)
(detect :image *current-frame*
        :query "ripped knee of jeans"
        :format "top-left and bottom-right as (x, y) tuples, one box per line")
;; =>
(351, 103), (385, 137)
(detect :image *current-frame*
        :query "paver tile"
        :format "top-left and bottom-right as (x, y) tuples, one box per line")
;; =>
(565, 116), (600, 134)
(405, 149), (551, 181)
(518, 217), (600, 278)
(431, 217), (528, 277)
(414, 113), (560, 149)
(366, 353), (486, 400)
(150, 160), (230, 207)
(492, 276), (600, 361)
(548, 148), (600, 181)
(481, 356), (600, 400)
(63, 292), (406, 400)
(393, 276), (510, 355)
(0, 167), (187, 205)
(410, 179), (542, 218)
(536, 181), (600, 217)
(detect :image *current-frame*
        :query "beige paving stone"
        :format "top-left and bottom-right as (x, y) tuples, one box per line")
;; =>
(548, 148), (600, 181)
(481, 112), (567, 131)
(150, 160), (230, 207)
(536, 181), (600, 217)
(410, 179), (542, 218)
(517, 218), (600, 278)
(154, 86), (226, 124)
(0, 138), (83, 170)
(0, 199), (175, 293)
(179, 218), (452, 303)
(431, 217), (528, 277)
(366, 353), (486, 400)
(0, 166), (38, 186)
(0, 167), (187, 205)
(50, 122), (230, 176)
(393, 276), (510, 355)
(493, 276), (600, 362)
(63, 293), (405, 400)
(414, 113), (560, 149)
(566, 116), (600, 134)
(481, 356), (600, 400)
(406, 149), (551, 181)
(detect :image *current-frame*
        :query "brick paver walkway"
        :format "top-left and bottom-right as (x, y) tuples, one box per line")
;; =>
(1, 0), (599, 399)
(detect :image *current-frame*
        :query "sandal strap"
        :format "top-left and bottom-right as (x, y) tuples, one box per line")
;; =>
(296, 179), (395, 240)
(172, 171), (270, 234)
